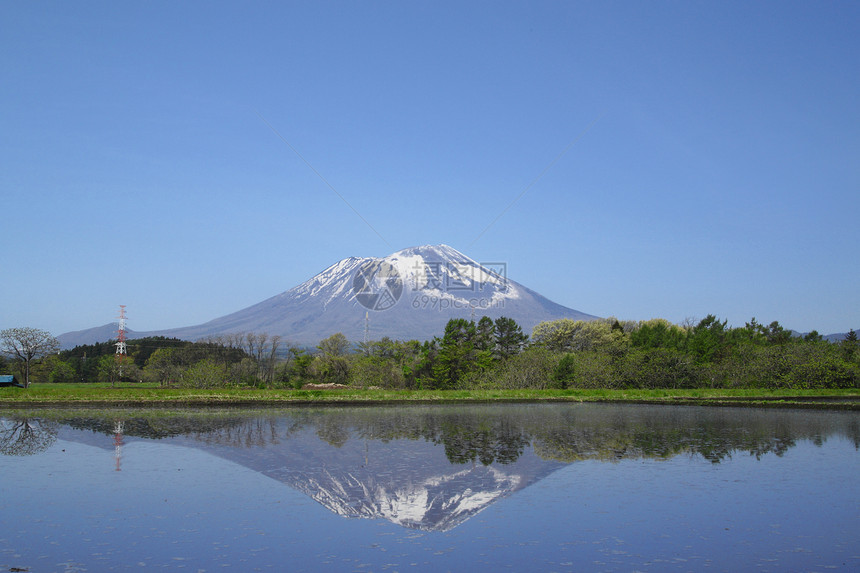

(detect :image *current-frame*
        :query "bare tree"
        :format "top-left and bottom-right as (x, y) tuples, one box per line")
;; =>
(254, 333), (268, 367)
(0, 327), (60, 388)
(0, 417), (58, 455)
(263, 335), (282, 386)
(236, 332), (282, 385)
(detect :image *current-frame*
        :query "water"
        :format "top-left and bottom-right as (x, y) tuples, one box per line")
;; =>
(1, 403), (858, 571)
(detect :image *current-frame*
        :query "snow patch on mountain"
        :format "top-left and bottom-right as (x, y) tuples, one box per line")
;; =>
(290, 257), (364, 302)
(385, 244), (519, 303)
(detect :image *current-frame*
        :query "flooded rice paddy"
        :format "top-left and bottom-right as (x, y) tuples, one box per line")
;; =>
(1, 403), (858, 571)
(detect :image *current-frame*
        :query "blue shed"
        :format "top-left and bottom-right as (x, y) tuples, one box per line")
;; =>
(0, 375), (23, 388)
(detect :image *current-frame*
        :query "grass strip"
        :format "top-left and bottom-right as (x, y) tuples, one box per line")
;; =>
(0, 384), (858, 409)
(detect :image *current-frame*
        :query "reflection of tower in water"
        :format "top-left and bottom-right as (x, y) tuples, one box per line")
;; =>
(113, 420), (124, 471)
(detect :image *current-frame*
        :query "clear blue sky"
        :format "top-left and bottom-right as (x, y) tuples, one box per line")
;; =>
(2, 1), (858, 337)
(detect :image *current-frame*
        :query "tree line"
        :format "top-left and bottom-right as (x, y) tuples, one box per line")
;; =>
(3, 318), (859, 389)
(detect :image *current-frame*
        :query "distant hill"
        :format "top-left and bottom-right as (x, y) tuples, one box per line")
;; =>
(59, 244), (598, 349)
(57, 323), (137, 349)
(822, 331), (857, 343)
(790, 330), (857, 342)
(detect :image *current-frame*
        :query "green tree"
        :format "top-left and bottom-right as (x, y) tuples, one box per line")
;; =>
(469, 346), (557, 389)
(474, 317), (495, 353)
(351, 337), (428, 389)
(736, 318), (767, 344)
(407, 340), (438, 389)
(96, 354), (115, 385)
(531, 318), (579, 352)
(494, 317), (528, 360)
(97, 354), (138, 386)
(631, 319), (686, 350)
(0, 327), (60, 388)
(531, 318), (617, 353)
(351, 353), (404, 388)
(764, 321), (793, 345)
(618, 347), (702, 389)
(44, 356), (76, 384)
(686, 315), (728, 363)
(289, 348), (314, 385)
(274, 346), (315, 388)
(181, 359), (228, 388)
(841, 329), (858, 361)
(143, 347), (183, 386)
(125, 336), (189, 368)
(318, 333), (349, 357)
(314, 333), (351, 385)
(433, 319), (477, 389)
(552, 353), (576, 389)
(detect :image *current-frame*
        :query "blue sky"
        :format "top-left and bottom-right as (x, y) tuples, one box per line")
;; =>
(2, 1), (858, 337)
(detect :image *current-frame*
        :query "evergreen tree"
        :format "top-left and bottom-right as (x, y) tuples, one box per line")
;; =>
(474, 317), (495, 352)
(686, 315), (728, 363)
(493, 317), (528, 360)
(433, 319), (477, 389)
(552, 353), (576, 389)
(803, 330), (823, 342)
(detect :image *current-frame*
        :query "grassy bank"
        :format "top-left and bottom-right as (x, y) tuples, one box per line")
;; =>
(0, 383), (858, 409)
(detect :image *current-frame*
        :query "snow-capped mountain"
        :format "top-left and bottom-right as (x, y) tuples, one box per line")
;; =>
(59, 244), (597, 347)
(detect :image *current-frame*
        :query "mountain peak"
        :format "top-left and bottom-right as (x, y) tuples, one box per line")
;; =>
(392, 244), (470, 263)
(58, 245), (598, 347)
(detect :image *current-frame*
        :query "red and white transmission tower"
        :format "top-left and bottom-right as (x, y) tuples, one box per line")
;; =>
(113, 419), (124, 471)
(115, 305), (128, 380)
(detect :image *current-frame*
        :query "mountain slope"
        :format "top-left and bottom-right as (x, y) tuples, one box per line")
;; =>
(57, 323), (137, 348)
(59, 244), (598, 348)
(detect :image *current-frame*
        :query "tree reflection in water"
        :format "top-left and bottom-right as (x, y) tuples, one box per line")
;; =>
(3, 404), (857, 465)
(2, 404), (858, 532)
(0, 417), (58, 456)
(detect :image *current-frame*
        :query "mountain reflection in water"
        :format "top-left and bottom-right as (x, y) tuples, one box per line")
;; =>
(3, 403), (858, 531)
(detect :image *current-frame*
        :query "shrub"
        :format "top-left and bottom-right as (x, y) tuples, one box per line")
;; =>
(565, 351), (615, 389)
(464, 347), (558, 389)
(180, 359), (230, 388)
(618, 348), (703, 389)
